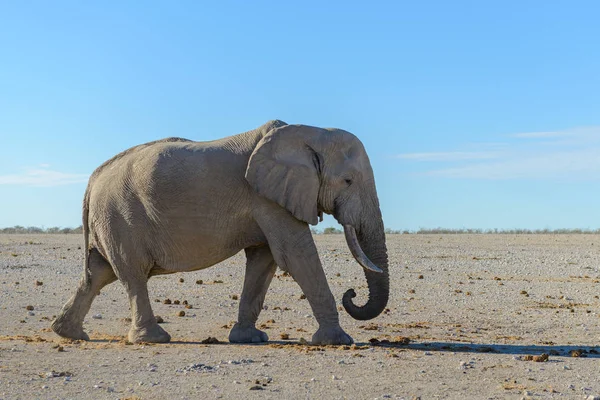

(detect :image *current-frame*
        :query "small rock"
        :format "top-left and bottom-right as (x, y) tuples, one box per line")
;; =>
(163, 299), (172, 305)
(155, 315), (164, 323)
(280, 333), (290, 340)
(585, 396), (600, 400)
(300, 294), (306, 299)
(173, 300), (180, 305)
(179, 278), (184, 283)
(28, 311), (35, 316)
(177, 311), (185, 317)
(92, 314), (102, 319)
(196, 280), (203, 285)
(35, 280), (43, 286)
(249, 385), (263, 390)
(26, 305), (34, 311)
(201, 337), (220, 344)
(418, 275), (424, 279)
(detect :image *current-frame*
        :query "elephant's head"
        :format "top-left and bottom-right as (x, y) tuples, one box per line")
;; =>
(246, 122), (389, 321)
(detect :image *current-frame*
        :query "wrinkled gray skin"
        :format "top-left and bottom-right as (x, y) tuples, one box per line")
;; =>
(51, 120), (389, 345)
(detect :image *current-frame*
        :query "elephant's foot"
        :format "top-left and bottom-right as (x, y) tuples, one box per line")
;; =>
(311, 325), (353, 345)
(229, 323), (269, 343)
(51, 316), (90, 341)
(128, 323), (171, 343)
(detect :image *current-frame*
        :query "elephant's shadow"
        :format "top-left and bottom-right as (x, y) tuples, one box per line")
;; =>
(372, 341), (600, 359)
(85, 337), (600, 359)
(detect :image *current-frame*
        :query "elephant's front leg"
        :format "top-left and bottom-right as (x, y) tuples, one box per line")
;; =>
(229, 245), (276, 343)
(255, 206), (353, 345)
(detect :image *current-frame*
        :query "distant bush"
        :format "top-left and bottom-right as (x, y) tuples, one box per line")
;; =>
(323, 227), (343, 234)
(409, 227), (600, 234)
(0, 225), (83, 234)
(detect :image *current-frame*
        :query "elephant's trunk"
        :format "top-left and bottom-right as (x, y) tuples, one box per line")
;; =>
(342, 220), (389, 321)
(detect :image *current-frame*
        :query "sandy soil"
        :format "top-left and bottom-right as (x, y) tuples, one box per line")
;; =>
(1, 233), (600, 400)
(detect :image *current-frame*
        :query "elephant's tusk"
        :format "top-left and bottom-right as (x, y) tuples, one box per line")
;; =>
(343, 225), (383, 273)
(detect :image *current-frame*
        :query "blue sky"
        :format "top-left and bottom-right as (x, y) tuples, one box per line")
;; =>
(1, 1), (599, 230)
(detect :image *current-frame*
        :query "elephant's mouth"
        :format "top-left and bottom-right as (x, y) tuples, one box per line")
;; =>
(342, 225), (383, 273)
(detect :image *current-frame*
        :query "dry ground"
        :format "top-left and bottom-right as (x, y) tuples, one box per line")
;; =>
(1, 233), (600, 399)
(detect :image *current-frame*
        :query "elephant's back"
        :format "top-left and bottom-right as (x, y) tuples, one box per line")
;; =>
(85, 137), (256, 257)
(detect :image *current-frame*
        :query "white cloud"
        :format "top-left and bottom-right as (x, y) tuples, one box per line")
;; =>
(0, 167), (89, 187)
(396, 151), (501, 162)
(398, 126), (600, 180)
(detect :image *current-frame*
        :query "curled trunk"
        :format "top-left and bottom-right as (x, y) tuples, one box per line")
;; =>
(342, 223), (389, 320)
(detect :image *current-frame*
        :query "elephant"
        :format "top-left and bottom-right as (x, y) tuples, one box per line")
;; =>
(51, 120), (389, 345)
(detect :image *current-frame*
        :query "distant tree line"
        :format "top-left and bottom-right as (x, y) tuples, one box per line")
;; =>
(0, 225), (83, 234)
(389, 227), (600, 234)
(309, 227), (600, 234)
(2, 225), (599, 235)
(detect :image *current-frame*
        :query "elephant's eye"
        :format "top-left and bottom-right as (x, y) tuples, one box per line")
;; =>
(344, 178), (353, 185)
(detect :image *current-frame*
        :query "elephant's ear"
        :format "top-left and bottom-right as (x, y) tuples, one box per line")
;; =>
(246, 125), (321, 225)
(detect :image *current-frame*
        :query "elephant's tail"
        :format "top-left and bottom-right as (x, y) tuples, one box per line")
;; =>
(81, 185), (92, 285)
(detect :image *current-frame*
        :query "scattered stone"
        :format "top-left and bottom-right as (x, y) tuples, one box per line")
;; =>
(520, 353), (548, 362)
(177, 311), (185, 317)
(227, 359), (254, 365)
(359, 324), (379, 331)
(196, 280), (203, 285)
(182, 300), (188, 305)
(418, 275), (424, 279)
(201, 337), (220, 344)
(42, 371), (73, 378)
(280, 333), (290, 340)
(570, 349), (585, 358)
(173, 300), (180, 305)
(35, 280), (43, 286)
(300, 294), (306, 299)
(249, 385), (264, 390)
(179, 278), (184, 283)
(163, 299), (172, 305)
(57, 346), (64, 352)
(92, 314), (102, 319)
(185, 304), (193, 309)
(231, 294), (239, 300)
(26, 305), (34, 311)
(177, 363), (216, 373)
(155, 316), (164, 323)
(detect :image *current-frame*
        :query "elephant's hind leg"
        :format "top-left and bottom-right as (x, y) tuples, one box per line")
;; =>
(51, 249), (117, 340)
(123, 276), (171, 343)
(229, 245), (276, 343)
